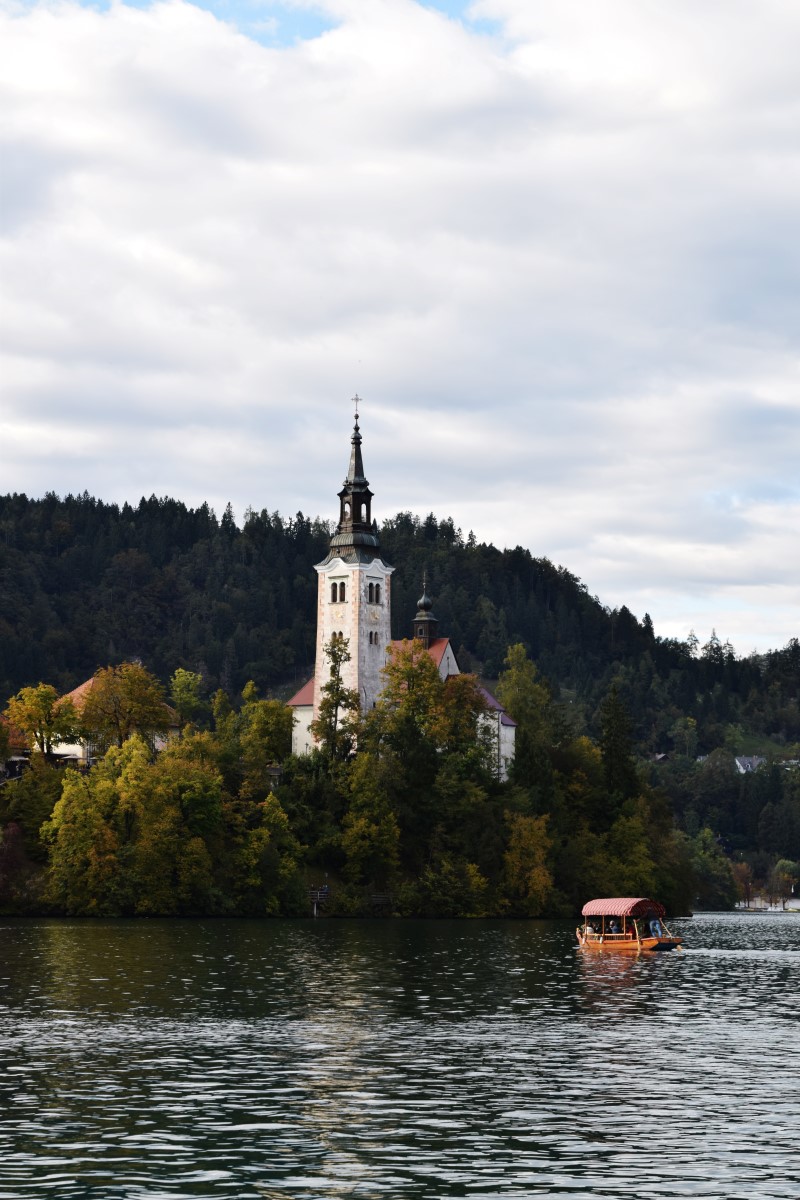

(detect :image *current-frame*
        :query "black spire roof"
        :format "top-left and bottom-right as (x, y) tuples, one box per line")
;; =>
(321, 412), (386, 565)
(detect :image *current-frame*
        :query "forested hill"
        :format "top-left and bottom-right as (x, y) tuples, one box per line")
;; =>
(1, 491), (799, 756)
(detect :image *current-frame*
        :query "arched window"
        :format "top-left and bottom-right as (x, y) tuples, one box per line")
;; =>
(368, 582), (374, 603)
(339, 581), (346, 602)
(344, 501), (351, 517)
(360, 503), (366, 521)
(331, 583), (337, 603)
(375, 583), (381, 604)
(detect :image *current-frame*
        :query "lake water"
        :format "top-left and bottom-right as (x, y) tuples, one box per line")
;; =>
(1, 913), (799, 1199)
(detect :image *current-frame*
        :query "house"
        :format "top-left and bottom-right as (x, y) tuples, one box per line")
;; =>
(52, 671), (180, 766)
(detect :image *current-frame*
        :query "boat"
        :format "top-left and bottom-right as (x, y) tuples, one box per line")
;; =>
(576, 897), (683, 952)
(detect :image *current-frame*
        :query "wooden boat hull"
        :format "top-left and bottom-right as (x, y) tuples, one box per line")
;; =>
(576, 931), (683, 953)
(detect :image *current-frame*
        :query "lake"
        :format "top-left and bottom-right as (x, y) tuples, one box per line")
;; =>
(1, 913), (798, 1198)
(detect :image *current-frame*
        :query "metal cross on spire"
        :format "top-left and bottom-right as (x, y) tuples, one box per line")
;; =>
(352, 393), (361, 421)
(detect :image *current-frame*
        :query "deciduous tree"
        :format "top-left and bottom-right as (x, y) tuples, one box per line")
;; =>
(81, 663), (172, 752)
(4, 684), (79, 758)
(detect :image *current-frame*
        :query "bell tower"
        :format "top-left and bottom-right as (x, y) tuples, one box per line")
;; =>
(312, 402), (394, 724)
(412, 578), (439, 649)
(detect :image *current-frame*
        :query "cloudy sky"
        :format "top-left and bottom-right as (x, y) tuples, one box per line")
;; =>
(2, 0), (800, 653)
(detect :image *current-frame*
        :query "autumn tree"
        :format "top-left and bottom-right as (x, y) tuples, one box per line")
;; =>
(502, 811), (553, 916)
(4, 684), (79, 758)
(81, 663), (172, 752)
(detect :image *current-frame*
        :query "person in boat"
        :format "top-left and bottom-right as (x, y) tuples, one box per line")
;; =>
(649, 918), (662, 938)
(609, 919), (620, 934)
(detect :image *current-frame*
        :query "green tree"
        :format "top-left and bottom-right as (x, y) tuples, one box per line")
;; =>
(232, 792), (305, 915)
(4, 684), (79, 758)
(238, 684), (294, 801)
(310, 638), (361, 762)
(598, 685), (640, 811)
(42, 734), (225, 916)
(670, 716), (698, 759)
(691, 828), (737, 910)
(341, 752), (400, 888)
(0, 757), (63, 861)
(170, 668), (209, 726)
(496, 644), (553, 748)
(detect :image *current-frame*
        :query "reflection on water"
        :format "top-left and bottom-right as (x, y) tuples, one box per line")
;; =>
(0, 914), (799, 1197)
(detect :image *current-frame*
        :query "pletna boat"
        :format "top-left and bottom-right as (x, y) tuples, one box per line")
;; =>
(576, 897), (683, 952)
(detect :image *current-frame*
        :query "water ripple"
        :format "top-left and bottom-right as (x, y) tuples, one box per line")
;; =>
(0, 915), (799, 1197)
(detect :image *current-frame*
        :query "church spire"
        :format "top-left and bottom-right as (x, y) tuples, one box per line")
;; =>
(326, 399), (380, 560)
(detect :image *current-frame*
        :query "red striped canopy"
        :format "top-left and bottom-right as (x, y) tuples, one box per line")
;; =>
(581, 897), (667, 919)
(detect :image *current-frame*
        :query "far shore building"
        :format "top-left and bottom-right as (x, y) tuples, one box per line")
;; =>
(288, 414), (516, 779)
(50, 674), (179, 767)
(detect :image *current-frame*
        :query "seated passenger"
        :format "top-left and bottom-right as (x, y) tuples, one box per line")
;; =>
(649, 919), (662, 938)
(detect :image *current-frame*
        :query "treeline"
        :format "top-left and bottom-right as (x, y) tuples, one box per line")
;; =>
(1, 490), (800, 877)
(2, 492), (799, 753)
(0, 650), (741, 917)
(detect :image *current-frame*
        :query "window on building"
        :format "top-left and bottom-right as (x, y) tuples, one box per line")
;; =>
(331, 583), (337, 603)
(375, 583), (381, 604)
(339, 582), (346, 602)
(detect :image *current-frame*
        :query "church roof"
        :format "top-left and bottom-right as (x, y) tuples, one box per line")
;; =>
(424, 638), (453, 669)
(287, 678), (314, 707)
(389, 636), (455, 670)
(478, 685), (517, 727)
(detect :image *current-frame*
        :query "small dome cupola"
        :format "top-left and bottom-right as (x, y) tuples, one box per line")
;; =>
(413, 575), (439, 648)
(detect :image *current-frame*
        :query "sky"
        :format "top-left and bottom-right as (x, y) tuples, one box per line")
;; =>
(2, 0), (800, 655)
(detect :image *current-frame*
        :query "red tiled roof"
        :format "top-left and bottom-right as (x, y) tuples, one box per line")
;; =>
(61, 677), (95, 712)
(288, 678), (314, 707)
(59, 672), (179, 727)
(581, 898), (667, 919)
(390, 637), (455, 669)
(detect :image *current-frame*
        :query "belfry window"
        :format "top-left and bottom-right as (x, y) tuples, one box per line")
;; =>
(331, 583), (337, 603)
(375, 583), (381, 604)
(368, 582), (374, 603)
(339, 582), (346, 602)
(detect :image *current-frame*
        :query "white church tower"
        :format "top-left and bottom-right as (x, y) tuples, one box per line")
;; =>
(288, 407), (394, 753)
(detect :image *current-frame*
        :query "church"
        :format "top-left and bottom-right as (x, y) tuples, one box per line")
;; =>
(287, 411), (516, 778)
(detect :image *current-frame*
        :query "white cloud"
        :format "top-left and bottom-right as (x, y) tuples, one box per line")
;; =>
(1, 0), (799, 651)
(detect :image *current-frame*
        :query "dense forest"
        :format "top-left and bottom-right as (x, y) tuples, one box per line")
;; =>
(1, 490), (799, 916)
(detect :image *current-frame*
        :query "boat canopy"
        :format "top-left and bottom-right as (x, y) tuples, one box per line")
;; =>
(581, 897), (667, 919)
